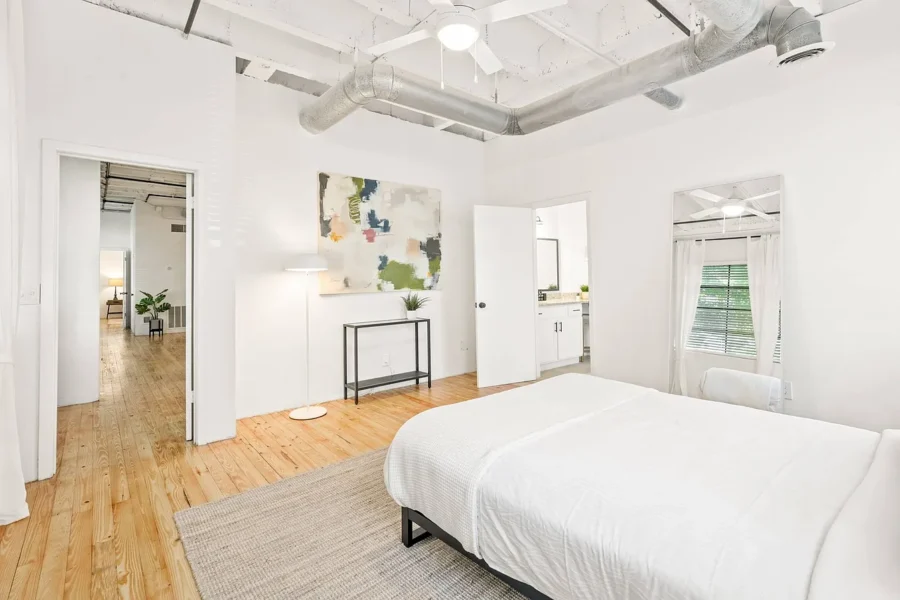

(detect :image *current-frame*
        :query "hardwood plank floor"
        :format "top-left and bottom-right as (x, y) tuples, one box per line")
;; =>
(1, 319), (518, 599)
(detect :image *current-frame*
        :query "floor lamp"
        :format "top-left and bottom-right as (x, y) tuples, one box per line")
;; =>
(285, 254), (328, 420)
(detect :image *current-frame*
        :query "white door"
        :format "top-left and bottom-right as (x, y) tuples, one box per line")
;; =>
(185, 173), (194, 441)
(473, 205), (538, 387)
(121, 251), (130, 330)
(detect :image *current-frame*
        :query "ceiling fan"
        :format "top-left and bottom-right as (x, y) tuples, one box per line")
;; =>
(689, 188), (780, 221)
(367, 0), (568, 76)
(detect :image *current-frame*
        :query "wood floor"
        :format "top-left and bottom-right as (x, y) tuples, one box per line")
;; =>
(0, 320), (517, 600)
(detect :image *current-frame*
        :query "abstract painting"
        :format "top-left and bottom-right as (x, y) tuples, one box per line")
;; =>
(317, 172), (442, 294)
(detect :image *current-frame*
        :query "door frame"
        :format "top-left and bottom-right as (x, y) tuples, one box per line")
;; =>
(38, 139), (200, 480)
(530, 193), (594, 376)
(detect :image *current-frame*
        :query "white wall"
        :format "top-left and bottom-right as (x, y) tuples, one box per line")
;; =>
(17, 0), (236, 480)
(234, 76), (484, 419)
(536, 201), (588, 293)
(100, 211), (130, 249)
(485, 0), (900, 432)
(131, 201), (186, 335)
(57, 157), (100, 407)
(98, 249), (125, 319)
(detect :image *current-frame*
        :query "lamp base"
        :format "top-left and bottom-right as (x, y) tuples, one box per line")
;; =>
(288, 405), (327, 421)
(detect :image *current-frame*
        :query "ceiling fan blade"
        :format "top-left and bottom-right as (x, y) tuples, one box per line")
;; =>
(743, 190), (780, 203)
(690, 207), (721, 220)
(743, 207), (775, 221)
(689, 189), (726, 203)
(475, 0), (568, 24)
(367, 29), (433, 55)
(469, 40), (504, 74)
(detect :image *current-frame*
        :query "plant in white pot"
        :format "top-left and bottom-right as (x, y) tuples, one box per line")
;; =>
(580, 284), (589, 301)
(401, 292), (429, 320)
(135, 289), (172, 335)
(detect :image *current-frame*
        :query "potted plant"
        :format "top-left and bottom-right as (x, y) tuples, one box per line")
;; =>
(135, 289), (172, 335)
(580, 284), (589, 301)
(401, 292), (430, 320)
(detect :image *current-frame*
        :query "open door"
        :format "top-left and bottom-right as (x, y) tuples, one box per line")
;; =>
(473, 205), (538, 388)
(185, 173), (194, 441)
(122, 251), (131, 330)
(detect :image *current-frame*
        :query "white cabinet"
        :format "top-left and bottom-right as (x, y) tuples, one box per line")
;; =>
(537, 303), (584, 368)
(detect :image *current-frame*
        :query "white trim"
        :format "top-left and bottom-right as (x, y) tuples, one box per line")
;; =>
(38, 139), (201, 480)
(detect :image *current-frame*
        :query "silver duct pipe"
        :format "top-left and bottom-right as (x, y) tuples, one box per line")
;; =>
(299, 4), (825, 136)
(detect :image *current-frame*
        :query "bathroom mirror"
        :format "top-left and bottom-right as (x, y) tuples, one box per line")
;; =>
(670, 175), (784, 411)
(536, 238), (560, 291)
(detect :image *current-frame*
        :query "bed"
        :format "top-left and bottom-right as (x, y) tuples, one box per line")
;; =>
(384, 373), (900, 600)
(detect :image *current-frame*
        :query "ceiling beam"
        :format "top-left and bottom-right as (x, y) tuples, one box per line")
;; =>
(202, 0), (356, 54)
(242, 60), (277, 81)
(350, 0), (418, 26)
(525, 13), (682, 109)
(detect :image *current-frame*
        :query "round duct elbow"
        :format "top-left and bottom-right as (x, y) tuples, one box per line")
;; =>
(768, 7), (835, 67)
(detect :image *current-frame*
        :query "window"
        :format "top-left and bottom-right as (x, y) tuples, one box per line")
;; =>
(687, 264), (782, 361)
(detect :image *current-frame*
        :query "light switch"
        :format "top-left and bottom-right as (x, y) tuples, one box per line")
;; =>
(19, 286), (40, 305)
(782, 380), (793, 402)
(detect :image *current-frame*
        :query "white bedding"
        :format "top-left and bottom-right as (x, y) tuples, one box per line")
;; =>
(384, 373), (895, 600)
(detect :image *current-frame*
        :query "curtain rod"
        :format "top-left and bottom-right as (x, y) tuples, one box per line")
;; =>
(673, 233), (779, 243)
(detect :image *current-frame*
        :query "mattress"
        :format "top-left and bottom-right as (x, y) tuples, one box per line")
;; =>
(384, 373), (896, 600)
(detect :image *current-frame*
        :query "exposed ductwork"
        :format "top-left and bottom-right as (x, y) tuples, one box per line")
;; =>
(299, 2), (830, 137)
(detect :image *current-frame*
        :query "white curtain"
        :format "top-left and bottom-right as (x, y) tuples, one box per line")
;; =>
(747, 234), (781, 377)
(671, 239), (705, 395)
(0, 0), (28, 525)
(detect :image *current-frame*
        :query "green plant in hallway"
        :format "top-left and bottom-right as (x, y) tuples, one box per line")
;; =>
(136, 289), (172, 336)
(580, 284), (589, 301)
(401, 292), (430, 320)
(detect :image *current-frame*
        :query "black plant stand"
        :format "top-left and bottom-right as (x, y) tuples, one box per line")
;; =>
(343, 318), (431, 405)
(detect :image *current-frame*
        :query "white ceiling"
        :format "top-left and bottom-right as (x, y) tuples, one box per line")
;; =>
(87, 0), (864, 138)
(101, 162), (187, 212)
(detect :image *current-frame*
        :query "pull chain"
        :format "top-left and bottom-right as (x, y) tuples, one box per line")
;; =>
(440, 45), (445, 89)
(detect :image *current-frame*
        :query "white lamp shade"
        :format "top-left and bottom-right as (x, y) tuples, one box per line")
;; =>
(285, 254), (328, 272)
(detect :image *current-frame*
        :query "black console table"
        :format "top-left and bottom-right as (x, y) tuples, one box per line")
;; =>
(343, 318), (431, 404)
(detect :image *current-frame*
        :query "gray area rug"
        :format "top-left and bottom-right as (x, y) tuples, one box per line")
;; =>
(175, 449), (524, 599)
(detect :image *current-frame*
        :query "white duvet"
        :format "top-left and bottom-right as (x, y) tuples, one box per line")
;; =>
(384, 374), (898, 600)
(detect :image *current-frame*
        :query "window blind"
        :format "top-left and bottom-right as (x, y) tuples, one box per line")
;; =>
(688, 264), (782, 361)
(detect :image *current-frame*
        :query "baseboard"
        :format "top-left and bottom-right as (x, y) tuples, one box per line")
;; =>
(540, 357), (581, 371)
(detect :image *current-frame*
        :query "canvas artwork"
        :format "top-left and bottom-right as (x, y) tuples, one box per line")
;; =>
(317, 172), (442, 294)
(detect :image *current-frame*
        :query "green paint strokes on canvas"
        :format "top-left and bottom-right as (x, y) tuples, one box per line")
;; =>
(379, 260), (425, 290)
(347, 177), (365, 225)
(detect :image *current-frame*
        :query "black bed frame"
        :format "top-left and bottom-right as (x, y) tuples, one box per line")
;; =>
(401, 507), (553, 600)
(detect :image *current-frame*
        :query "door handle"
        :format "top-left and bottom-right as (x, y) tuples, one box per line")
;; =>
(477, 302), (486, 308)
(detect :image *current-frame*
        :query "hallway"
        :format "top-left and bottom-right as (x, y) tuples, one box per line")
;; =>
(0, 322), (518, 599)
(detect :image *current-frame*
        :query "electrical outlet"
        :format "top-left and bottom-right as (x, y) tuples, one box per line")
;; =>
(382, 353), (390, 367)
(782, 380), (793, 401)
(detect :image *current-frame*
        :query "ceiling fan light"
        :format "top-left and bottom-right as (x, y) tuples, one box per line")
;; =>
(437, 10), (480, 51)
(721, 205), (746, 217)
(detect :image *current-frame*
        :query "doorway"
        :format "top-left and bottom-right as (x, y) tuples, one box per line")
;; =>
(534, 196), (592, 380)
(39, 142), (197, 480)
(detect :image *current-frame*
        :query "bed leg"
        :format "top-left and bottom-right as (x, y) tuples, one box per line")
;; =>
(401, 507), (431, 548)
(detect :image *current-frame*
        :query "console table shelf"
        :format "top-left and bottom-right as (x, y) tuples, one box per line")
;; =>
(343, 318), (431, 404)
